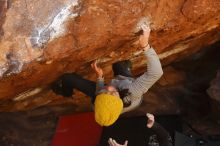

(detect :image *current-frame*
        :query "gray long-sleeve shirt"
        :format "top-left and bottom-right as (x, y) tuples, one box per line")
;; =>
(96, 47), (163, 113)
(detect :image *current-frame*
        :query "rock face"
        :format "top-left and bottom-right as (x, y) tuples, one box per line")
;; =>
(0, 0), (220, 111)
(207, 71), (220, 102)
(207, 70), (220, 122)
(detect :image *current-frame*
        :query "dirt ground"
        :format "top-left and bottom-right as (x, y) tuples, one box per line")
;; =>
(0, 104), (76, 146)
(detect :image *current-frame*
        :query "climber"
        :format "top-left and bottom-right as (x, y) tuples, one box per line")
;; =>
(107, 113), (172, 146)
(51, 24), (163, 126)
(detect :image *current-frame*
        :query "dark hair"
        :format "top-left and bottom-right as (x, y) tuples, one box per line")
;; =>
(112, 60), (133, 77)
(118, 89), (131, 107)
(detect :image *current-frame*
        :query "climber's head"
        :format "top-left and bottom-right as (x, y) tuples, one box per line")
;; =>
(94, 85), (123, 126)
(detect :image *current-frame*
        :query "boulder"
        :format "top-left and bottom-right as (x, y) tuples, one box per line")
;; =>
(0, 0), (220, 111)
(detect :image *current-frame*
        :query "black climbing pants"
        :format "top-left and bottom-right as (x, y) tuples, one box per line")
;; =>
(51, 60), (133, 103)
(51, 73), (97, 102)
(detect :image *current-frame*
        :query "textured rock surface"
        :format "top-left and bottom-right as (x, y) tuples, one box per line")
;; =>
(0, 0), (220, 111)
(207, 70), (220, 122)
(207, 70), (220, 102)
